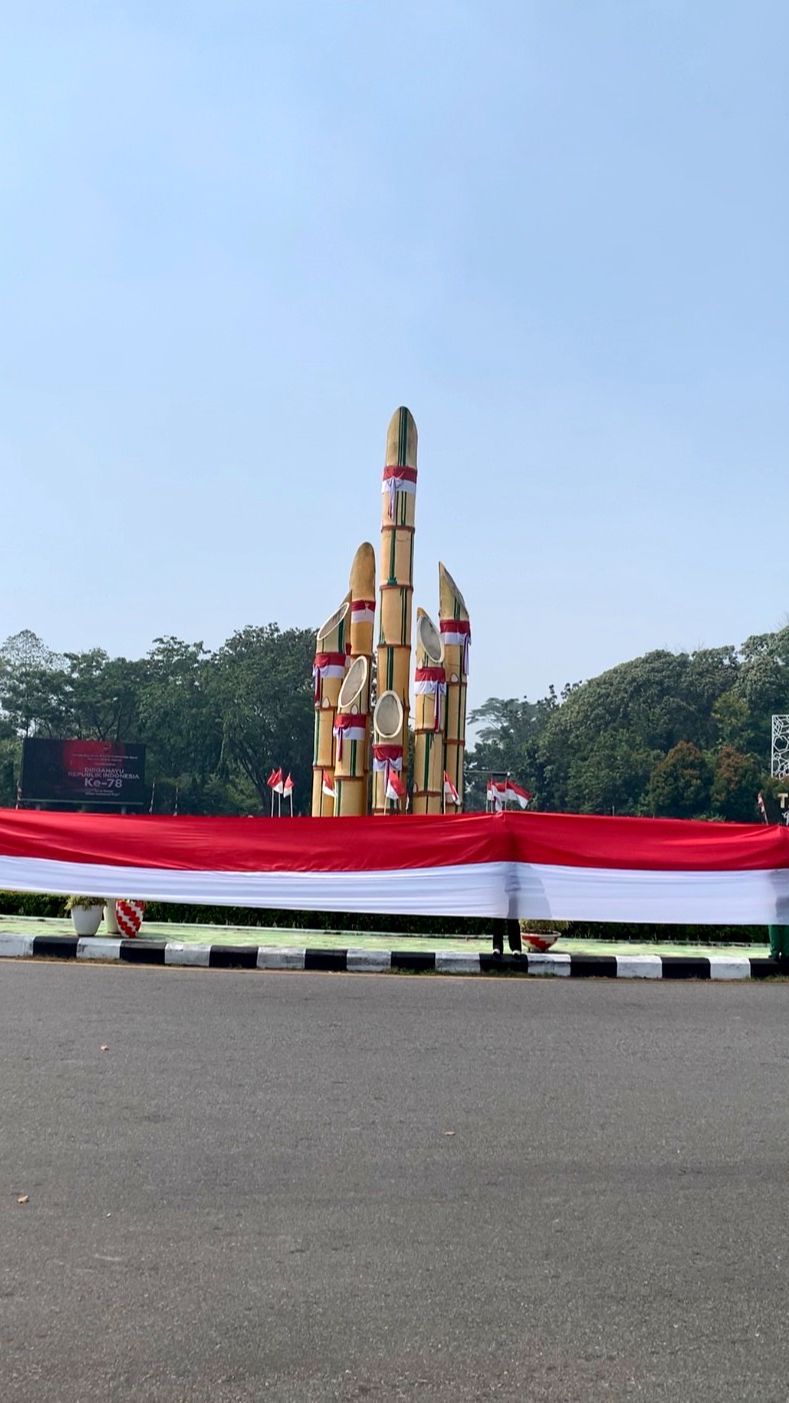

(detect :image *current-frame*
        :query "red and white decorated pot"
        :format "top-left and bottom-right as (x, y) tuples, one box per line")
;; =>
(114, 899), (145, 939)
(523, 932), (559, 953)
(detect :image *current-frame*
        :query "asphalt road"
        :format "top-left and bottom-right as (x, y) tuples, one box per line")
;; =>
(2, 964), (788, 1402)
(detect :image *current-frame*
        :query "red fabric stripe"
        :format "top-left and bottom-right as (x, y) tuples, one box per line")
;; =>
(439, 620), (470, 635)
(382, 465), (417, 482)
(415, 667), (446, 682)
(0, 809), (787, 876)
(313, 651), (349, 668)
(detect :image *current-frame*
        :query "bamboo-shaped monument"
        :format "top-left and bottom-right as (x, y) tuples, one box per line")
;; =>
(310, 408), (471, 817)
(375, 407), (417, 814)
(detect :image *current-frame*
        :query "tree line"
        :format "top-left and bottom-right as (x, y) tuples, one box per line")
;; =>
(1, 624), (786, 822)
(466, 630), (789, 821)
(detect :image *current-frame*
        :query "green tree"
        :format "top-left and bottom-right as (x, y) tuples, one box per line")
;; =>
(710, 745), (762, 821)
(645, 742), (712, 818)
(212, 624), (315, 811)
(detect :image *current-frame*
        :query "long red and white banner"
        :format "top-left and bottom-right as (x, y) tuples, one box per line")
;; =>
(0, 809), (787, 923)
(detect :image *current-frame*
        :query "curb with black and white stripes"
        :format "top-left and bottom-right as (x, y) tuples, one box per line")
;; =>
(0, 932), (784, 979)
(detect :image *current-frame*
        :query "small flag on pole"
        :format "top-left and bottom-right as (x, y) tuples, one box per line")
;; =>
(267, 767), (284, 815)
(386, 769), (405, 804)
(443, 772), (460, 807)
(757, 791), (769, 824)
(283, 773), (294, 815)
(322, 772), (335, 800)
(487, 778), (532, 810)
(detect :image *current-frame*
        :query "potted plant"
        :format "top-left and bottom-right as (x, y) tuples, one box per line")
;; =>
(66, 895), (105, 937)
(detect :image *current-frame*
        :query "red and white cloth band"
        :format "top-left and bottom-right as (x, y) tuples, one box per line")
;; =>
(312, 651), (349, 700)
(382, 464), (418, 519)
(414, 667), (447, 731)
(372, 744), (403, 773)
(332, 714), (368, 760)
(351, 600), (376, 625)
(3, 808), (789, 924)
(439, 619), (471, 673)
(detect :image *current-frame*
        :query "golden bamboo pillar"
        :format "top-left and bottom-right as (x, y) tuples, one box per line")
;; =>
(348, 542), (376, 811)
(412, 609), (447, 814)
(371, 690), (405, 814)
(438, 563), (471, 810)
(333, 656), (370, 816)
(376, 407), (417, 814)
(310, 592), (351, 817)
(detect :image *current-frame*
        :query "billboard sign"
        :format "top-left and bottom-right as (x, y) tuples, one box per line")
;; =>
(20, 739), (146, 807)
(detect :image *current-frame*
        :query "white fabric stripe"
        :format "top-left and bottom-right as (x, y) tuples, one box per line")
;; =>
(0, 857), (510, 917)
(164, 943), (211, 967)
(77, 938), (121, 961)
(381, 478), (416, 493)
(0, 933), (35, 958)
(615, 954), (663, 979)
(510, 862), (789, 925)
(1, 855), (788, 923)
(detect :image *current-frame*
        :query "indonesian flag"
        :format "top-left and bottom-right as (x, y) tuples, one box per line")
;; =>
(439, 618), (471, 673)
(386, 769), (405, 803)
(351, 599), (376, 626)
(321, 772), (335, 799)
(267, 768), (285, 795)
(3, 808), (789, 925)
(283, 774), (294, 798)
(443, 772), (460, 806)
(382, 464), (417, 519)
(487, 778), (532, 810)
(333, 714), (367, 761)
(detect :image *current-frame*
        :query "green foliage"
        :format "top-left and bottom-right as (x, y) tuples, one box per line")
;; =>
(0, 625), (316, 815)
(469, 633), (788, 822)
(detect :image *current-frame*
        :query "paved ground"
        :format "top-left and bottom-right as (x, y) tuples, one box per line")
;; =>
(0, 913), (767, 958)
(2, 964), (788, 1402)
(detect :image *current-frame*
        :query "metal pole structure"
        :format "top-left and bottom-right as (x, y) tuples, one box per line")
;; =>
(439, 562), (471, 810)
(412, 608), (446, 814)
(310, 592), (351, 816)
(376, 407), (417, 814)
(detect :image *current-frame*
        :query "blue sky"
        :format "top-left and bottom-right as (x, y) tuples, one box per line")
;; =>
(2, 1), (787, 710)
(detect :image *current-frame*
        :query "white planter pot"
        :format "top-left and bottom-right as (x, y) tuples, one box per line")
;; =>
(70, 904), (104, 937)
(103, 900), (121, 935)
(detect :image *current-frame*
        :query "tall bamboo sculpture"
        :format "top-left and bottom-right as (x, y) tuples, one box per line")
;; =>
(372, 690), (405, 814)
(376, 407), (418, 814)
(347, 541), (376, 807)
(334, 655), (370, 816)
(311, 592), (351, 816)
(438, 563), (471, 810)
(412, 609), (447, 814)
